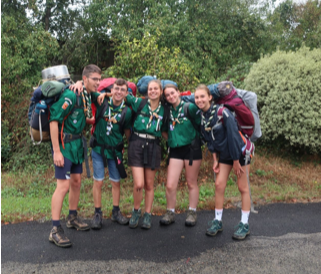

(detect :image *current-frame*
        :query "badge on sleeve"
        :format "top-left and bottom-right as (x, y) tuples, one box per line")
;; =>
(62, 102), (69, 110)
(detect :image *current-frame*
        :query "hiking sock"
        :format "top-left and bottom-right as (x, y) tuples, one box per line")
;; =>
(95, 207), (102, 213)
(215, 209), (223, 221)
(134, 208), (140, 212)
(69, 210), (77, 216)
(113, 205), (120, 212)
(167, 208), (175, 213)
(52, 220), (60, 227)
(241, 210), (250, 224)
(189, 207), (196, 211)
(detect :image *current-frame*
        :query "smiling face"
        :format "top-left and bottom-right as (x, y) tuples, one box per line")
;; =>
(147, 80), (162, 101)
(195, 87), (212, 112)
(111, 84), (128, 106)
(82, 72), (101, 93)
(164, 86), (180, 107)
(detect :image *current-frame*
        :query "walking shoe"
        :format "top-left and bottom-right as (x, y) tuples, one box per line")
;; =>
(185, 210), (197, 226)
(141, 212), (152, 229)
(159, 210), (175, 226)
(206, 219), (223, 236)
(129, 209), (141, 229)
(91, 212), (103, 230)
(49, 226), (72, 248)
(111, 210), (129, 225)
(66, 214), (90, 231)
(232, 222), (250, 240)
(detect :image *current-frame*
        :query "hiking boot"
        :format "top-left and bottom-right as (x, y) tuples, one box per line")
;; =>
(66, 214), (90, 231)
(49, 226), (72, 248)
(185, 210), (197, 226)
(91, 212), (103, 230)
(159, 210), (175, 226)
(141, 212), (152, 230)
(129, 209), (141, 229)
(232, 222), (250, 240)
(206, 219), (223, 237)
(111, 210), (129, 225)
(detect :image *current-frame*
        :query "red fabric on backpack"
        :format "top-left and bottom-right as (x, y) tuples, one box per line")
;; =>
(127, 81), (137, 96)
(98, 78), (117, 92)
(217, 89), (255, 138)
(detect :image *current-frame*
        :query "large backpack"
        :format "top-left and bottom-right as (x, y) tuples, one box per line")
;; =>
(216, 88), (261, 142)
(28, 81), (66, 145)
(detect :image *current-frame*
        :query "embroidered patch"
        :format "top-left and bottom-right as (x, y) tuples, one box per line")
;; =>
(62, 102), (69, 110)
(65, 98), (72, 105)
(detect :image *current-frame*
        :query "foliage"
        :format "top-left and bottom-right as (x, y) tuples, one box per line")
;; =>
(105, 32), (199, 91)
(244, 46), (321, 154)
(1, 120), (12, 164)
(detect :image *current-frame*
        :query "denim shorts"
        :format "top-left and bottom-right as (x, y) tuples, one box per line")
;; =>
(54, 156), (83, 180)
(91, 149), (120, 182)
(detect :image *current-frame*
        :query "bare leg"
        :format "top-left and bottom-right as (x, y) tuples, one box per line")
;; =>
(237, 165), (251, 211)
(51, 179), (70, 220)
(144, 168), (157, 213)
(214, 163), (232, 209)
(68, 173), (81, 210)
(185, 159), (202, 208)
(166, 159), (184, 209)
(131, 166), (145, 209)
(93, 179), (103, 208)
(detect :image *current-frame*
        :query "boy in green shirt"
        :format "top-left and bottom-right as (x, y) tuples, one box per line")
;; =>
(71, 78), (132, 229)
(49, 64), (102, 247)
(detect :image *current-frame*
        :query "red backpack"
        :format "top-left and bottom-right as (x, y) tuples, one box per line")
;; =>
(216, 89), (255, 138)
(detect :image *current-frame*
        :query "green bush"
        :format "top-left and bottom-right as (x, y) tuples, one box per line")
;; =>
(244, 46), (321, 154)
(105, 31), (199, 91)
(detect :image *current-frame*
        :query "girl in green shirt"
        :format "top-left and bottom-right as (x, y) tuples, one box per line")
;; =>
(160, 84), (202, 227)
(125, 80), (168, 230)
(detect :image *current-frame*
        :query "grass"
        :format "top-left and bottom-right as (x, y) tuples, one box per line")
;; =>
(1, 147), (321, 224)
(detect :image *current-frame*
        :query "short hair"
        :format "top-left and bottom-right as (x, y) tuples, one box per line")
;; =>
(114, 78), (128, 89)
(82, 64), (101, 77)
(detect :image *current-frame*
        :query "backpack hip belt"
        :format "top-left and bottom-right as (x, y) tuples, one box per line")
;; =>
(89, 136), (124, 168)
(58, 132), (91, 178)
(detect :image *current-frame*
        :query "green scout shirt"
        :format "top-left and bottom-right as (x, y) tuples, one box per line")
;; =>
(126, 95), (166, 138)
(91, 92), (132, 160)
(49, 89), (87, 164)
(167, 101), (201, 148)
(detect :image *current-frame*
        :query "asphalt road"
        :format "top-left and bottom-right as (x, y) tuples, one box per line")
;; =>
(2, 203), (321, 273)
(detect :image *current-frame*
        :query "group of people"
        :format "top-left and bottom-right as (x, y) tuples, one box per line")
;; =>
(49, 64), (253, 248)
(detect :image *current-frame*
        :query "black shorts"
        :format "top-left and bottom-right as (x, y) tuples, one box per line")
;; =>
(219, 154), (251, 166)
(128, 136), (161, 169)
(169, 144), (202, 161)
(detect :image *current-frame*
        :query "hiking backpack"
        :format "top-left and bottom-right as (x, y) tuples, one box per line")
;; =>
(216, 88), (261, 142)
(28, 81), (67, 145)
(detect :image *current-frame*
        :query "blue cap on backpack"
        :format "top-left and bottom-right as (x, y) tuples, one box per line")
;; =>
(207, 83), (220, 101)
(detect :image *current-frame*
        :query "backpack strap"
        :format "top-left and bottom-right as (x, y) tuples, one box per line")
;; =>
(183, 102), (201, 132)
(132, 98), (148, 123)
(117, 105), (129, 136)
(94, 99), (109, 127)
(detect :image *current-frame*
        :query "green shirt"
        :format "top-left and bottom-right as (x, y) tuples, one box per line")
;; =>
(167, 101), (201, 148)
(92, 92), (132, 160)
(126, 95), (166, 138)
(49, 89), (87, 164)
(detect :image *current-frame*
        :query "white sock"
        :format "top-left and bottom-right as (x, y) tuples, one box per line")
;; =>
(215, 209), (223, 221)
(241, 210), (250, 224)
(167, 208), (175, 213)
(189, 207), (196, 212)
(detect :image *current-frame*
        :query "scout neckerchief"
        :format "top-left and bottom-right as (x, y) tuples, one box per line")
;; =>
(104, 97), (125, 136)
(146, 99), (162, 131)
(82, 87), (92, 119)
(169, 99), (185, 131)
(201, 103), (216, 132)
